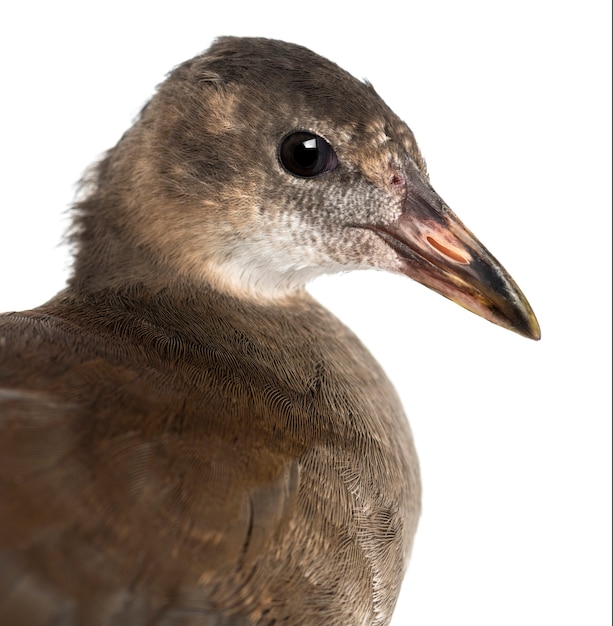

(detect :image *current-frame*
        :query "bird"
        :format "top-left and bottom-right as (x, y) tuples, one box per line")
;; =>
(0, 37), (540, 626)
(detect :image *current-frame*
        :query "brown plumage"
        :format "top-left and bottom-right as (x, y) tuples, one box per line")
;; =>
(0, 37), (539, 625)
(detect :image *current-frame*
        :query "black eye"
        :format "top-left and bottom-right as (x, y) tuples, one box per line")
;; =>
(279, 132), (338, 178)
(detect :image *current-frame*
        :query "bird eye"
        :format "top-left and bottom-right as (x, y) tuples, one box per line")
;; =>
(279, 132), (338, 178)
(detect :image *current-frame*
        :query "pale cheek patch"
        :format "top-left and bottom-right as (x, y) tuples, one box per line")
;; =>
(174, 213), (336, 300)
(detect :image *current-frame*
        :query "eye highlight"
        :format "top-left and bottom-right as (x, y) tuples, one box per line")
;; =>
(279, 132), (338, 178)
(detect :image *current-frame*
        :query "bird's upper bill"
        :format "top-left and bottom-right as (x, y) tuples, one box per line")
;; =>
(360, 165), (541, 340)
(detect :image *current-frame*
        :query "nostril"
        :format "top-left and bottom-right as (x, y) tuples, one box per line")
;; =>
(426, 236), (469, 264)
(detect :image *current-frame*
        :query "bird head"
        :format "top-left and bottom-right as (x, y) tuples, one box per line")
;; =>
(71, 37), (540, 340)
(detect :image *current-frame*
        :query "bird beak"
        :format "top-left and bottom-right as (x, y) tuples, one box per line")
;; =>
(370, 167), (541, 340)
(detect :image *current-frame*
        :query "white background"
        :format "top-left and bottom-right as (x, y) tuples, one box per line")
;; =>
(0, 2), (610, 624)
